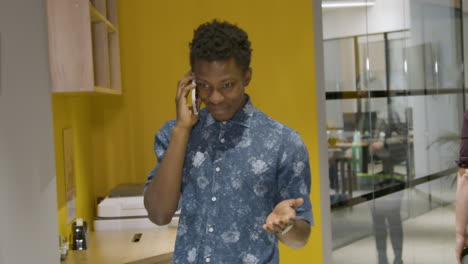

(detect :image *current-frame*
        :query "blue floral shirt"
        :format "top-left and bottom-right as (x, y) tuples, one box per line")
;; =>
(146, 95), (313, 264)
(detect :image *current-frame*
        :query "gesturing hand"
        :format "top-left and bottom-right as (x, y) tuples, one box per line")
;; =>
(263, 198), (304, 234)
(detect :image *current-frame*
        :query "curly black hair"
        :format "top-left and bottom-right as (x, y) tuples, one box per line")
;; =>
(190, 20), (252, 73)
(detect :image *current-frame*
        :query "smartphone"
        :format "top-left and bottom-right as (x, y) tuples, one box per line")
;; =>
(191, 80), (199, 115)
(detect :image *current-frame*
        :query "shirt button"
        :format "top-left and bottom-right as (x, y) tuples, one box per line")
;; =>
(222, 121), (227, 125)
(208, 227), (214, 232)
(206, 257), (211, 262)
(220, 138), (225, 143)
(215, 167), (221, 172)
(211, 196), (217, 202)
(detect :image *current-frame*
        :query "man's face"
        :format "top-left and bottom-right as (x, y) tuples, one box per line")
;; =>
(193, 57), (251, 121)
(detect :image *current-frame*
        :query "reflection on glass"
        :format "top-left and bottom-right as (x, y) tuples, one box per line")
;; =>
(323, 38), (356, 93)
(371, 192), (404, 264)
(358, 34), (387, 91)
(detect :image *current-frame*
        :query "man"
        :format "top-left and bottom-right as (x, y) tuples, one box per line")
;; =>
(144, 20), (312, 264)
(366, 84), (407, 264)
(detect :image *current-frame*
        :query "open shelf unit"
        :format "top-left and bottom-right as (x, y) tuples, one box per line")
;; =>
(46, 0), (121, 95)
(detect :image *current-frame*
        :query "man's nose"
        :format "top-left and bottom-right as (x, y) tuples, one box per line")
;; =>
(208, 89), (224, 104)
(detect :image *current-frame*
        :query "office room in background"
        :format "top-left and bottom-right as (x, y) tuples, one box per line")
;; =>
(322, 0), (467, 263)
(4, 0), (468, 263)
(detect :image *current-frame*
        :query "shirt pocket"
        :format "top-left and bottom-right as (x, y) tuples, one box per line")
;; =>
(226, 155), (277, 204)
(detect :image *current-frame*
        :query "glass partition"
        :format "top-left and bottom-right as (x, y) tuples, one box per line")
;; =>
(322, 0), (464, 263)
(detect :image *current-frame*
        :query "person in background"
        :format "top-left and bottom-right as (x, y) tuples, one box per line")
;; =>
(364, 73), (407, 264)
(143, 20), (313, 263)
(367, 100), (406, 264)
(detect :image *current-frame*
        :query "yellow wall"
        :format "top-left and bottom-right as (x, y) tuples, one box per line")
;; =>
(113, 0), (323, 262)
(53, 0), (323, 262)
(53, 96), (94, 238)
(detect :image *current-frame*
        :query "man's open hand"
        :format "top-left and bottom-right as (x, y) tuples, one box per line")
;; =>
(263, 198), (304, 234)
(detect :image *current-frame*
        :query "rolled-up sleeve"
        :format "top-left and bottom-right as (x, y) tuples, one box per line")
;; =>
(276, 129), (313, 226)
(144, 120), (175, 193)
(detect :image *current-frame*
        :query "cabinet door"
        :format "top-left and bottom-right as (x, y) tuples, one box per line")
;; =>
(46, 0), (94, 92)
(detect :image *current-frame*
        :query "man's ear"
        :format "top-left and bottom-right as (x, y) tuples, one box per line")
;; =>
(243, 68), (252, 86)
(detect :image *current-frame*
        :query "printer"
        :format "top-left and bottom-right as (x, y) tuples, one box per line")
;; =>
(94, 183), (179, 231)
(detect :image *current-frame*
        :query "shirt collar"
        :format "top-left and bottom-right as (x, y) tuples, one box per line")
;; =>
(204, 94), (255, 128)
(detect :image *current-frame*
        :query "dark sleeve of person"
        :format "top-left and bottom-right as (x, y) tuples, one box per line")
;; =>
(457, 111), (468, 168)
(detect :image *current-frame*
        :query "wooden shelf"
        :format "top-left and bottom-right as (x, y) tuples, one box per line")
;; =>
(90, 5), (117, 33)
(46, 0), (122, 94)
(94, 86), (121, 95)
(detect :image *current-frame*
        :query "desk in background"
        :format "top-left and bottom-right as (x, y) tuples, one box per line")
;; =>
(334, 140), (370, 174)
(62, 227), (177, 264)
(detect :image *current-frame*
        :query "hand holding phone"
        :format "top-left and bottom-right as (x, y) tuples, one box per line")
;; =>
(175, 71), (200, 129)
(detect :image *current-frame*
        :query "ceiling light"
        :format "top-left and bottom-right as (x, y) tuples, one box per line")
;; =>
(322, 1), (376, 9)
